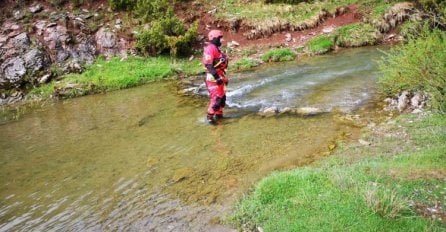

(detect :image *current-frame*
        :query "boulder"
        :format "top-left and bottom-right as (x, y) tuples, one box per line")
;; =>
(12, 33), (31, 52)
(24, 48), (50, 73)
(1, 57), (26, 86)
(410, 93), (422, 109)
(29, 4), (43, 14)
(95, 27), (119, 58)
(44, 25), (68, 50)
(397, 91), (409, 112)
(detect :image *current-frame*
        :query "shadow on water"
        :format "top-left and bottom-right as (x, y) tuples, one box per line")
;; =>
(0, 46), (388, 231)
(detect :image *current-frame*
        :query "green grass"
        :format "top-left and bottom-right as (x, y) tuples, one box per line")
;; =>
(231, 58), (259, 71)
(261, 48), (296, 62)
(231, 114), (446, 231)
(378, 28), (446, 112)
(28, 56), (203, 99)
(216, 0), (355, 26)
(305, 35), (334, 55)
(334, 23), (381, 47)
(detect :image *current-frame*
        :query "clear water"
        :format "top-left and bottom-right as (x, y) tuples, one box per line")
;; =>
(0, 46), (386, 231)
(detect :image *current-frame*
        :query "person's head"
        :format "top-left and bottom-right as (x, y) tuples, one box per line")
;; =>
(208, 30), (223, 47)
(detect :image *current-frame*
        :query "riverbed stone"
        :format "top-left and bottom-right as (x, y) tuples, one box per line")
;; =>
(296, 107), (323, 116)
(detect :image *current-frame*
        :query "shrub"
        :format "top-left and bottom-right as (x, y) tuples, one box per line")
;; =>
(136, 0), (170, 22)
(261, 48), (296, 62)
(305, 35), (334, 55)
(334, 23), (381, 47)
(136, 18), (197, 57)
(378, 28), (446, 112)
(108, 0), (137, 10)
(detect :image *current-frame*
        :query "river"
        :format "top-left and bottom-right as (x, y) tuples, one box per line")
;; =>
(0, 46), (387, 231)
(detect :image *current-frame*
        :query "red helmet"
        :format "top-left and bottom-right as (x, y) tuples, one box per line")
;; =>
(208, 30), (224, 41)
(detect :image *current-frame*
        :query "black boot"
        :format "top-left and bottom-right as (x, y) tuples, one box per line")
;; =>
(207, 114), (216, 124)
(215, 114), (224, 120)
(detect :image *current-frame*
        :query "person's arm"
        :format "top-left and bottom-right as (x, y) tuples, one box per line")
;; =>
(203, 46), (223, 85)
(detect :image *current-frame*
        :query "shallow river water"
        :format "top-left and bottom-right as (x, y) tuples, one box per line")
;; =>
(0, 47), (386, 231)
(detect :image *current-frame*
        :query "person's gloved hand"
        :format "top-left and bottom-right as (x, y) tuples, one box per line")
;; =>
(216, 78), (224, 85)
(222, 77), (229, 85)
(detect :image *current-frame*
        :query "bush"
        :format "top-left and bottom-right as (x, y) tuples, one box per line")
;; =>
(305, 35), (334, 55)
(136, 17), (197, 57)
(108, 0), (137, 10)
(334, 23), (381, 47)
(378, 28), (446, 112)
(136, 0), (170, 22)
(261, 48), (296, 62)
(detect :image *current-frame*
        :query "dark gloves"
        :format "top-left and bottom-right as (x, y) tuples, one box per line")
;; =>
(216, 78), (224, 85)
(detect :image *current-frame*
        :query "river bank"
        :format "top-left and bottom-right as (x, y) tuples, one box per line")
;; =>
(230, 111), (446, 231)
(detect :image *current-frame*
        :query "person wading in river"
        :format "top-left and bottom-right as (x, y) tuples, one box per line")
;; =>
(203, 29), (229, 124)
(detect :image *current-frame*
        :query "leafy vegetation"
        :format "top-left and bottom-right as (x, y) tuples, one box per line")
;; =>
(28, 56), (202, 99)
(264, 0), (312, 3)
(378, 27), (446, 112)
(261, 48), (296, 62)
(135, 16), (198, 57)
(231, 113), (446, 231)
(217, 0), (356, 26)
(231, 58), (259, 71)
(108, 0), (136, 10)
(304, 35), (334, 55)
(334, 23), (381, 47)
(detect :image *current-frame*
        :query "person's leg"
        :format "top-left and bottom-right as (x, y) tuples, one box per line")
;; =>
(206, 81), (219, 123)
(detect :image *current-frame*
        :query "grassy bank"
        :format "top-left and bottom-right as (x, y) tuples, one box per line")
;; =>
(28, 56), (203, 99)
(231, 113), (446, 231)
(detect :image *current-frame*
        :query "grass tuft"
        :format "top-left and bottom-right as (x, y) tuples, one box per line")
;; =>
(231, 58), (259, 71)
(334, 23), (381, 47)
(305, 35), (334, 55)
(261, 48), (296, 62)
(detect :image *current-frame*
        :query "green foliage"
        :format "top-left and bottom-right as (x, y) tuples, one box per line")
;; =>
(378, 28), (446, 112)
(418, 0), (446, 28)
(231, 58), (259, 71)
(305, 35), (334, 55)
(217, 0), (355, 27)
(108, 0), (137, 10)
(232, 113), (446, 231)
(136, 0), (171, 22)
(29, 56), (202, 99)
(136, 17), (197, 57)
(261, 48), (296, 62)
(399, 21), (423, 40)
(241, 47), (258, 57)
(334, 23), (381, 47)
(264, 0), (313, 4)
